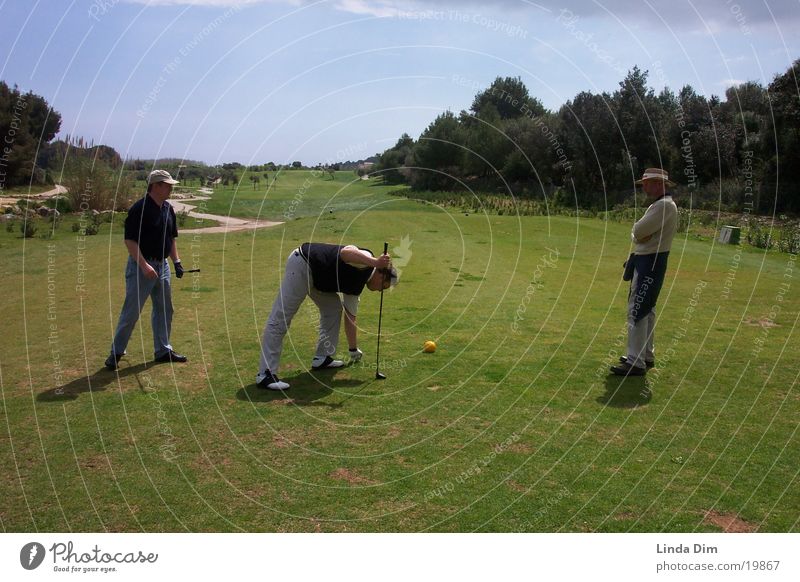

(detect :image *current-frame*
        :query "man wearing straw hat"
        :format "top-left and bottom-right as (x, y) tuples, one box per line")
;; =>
(611, 168), (678, 376)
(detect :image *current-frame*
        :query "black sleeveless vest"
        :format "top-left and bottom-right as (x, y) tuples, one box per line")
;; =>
(299, 243), (374, 295)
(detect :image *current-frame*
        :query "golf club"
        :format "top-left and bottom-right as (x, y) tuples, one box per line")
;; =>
(375, 242), (388, 380)
(185, 268), (201, 273)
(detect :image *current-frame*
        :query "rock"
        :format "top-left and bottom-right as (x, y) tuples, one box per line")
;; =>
(36, 206), (61, 218)
(0, 214), (18, 222)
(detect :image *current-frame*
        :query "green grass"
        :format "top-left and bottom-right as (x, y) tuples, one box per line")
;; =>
(1, 171), (798, 532)
(195, 170), (401, 221)
(0, 184), (57, 197)
(0, 212), (218, 245)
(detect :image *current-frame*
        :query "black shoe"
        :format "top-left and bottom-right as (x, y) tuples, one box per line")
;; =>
(610, 362), (647, 376)
(620, 356), (655, 369)
(105, 353), (124, 370)
(256, 369), (290, 390)
(154, 350), (188, 363)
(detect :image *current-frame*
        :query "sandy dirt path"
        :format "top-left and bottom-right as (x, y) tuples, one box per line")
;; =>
(171, 195), (283, 234)
(2, 185), (283, 234)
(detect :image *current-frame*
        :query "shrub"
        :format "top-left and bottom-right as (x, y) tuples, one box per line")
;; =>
(20, 219), (37, 238)
(42, 196), (73, 213)
(16, 199), (35, 212)
(177, 209), (190, 227)
(56, 136), (135, 211)
(776, 217), (800, 254)
(697, 212), (717, 226)
(745, 218), (772, 250)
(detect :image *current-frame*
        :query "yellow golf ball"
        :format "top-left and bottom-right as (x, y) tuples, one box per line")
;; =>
(423, 340), (437, 353)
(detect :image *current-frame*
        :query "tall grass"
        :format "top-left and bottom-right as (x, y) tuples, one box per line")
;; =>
(393, 189), (799, 253)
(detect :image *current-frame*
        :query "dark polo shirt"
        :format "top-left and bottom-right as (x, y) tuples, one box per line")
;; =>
(124, 194), (178, 261)
(299, 243), (374, 295)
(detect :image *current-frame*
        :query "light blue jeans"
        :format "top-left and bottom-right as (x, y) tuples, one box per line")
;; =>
(109, 256), (174, 359)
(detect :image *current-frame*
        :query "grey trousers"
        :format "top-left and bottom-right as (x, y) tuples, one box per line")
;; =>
(258, 251), (343, 374)
(109, 257), (174, 359)
(626, 270), (656, 368)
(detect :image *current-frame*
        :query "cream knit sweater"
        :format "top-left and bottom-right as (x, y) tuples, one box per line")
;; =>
(631, 195), (678, 255)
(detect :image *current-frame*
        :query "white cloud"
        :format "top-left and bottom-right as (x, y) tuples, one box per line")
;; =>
(720, 78), (745, 87)
(123, 0), (290, 6)
(123, 0), (800, 28)
(332, 0), (402, 17)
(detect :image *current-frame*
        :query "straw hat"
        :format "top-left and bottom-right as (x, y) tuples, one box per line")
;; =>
(635, 167), (675, 187)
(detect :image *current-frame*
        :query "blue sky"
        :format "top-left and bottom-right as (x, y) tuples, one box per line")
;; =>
(1, 0), (798, 165)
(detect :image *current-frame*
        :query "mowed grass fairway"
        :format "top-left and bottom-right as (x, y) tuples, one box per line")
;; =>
(1, 171), (798, 532)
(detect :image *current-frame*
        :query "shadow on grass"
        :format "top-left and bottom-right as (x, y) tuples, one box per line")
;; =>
(37, 362), (154, 403)
(597, 374), (652, 408)
(236, 369), (367, 409)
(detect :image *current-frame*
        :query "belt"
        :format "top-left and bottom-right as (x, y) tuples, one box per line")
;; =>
(294, 248), (308, 263)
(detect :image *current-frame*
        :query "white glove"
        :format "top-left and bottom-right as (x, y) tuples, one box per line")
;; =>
(349, 348), (363, 362)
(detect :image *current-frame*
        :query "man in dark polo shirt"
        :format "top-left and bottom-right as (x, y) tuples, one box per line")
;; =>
(257, 242), (398, 390)
(105, 170), (188, 370)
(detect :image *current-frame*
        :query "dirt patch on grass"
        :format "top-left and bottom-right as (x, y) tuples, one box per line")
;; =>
(702, 509), (758, 532)
(329, 467), (378, 486)
(266, 398), (297, 406)
(743, 317), (780, 328)
(79, 454), (111, 471)
(272, 434), (291, 448)
(508, 442), (534, 455)
(506, 479), (528, 493)
(614, 511), (638, 521)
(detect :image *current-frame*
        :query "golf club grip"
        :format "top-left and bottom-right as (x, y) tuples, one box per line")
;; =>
(383, 241), (388, 254)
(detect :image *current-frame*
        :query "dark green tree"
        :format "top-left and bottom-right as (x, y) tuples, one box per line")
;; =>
(0, 81), (62, 189)
(763, 59), (800, 212)
(375, 133), (414, 184)
(559, 91), (623, 205)
(471, 76), (546, 120)
(614, 66), (661, 173)
(411, 111), (466, 190)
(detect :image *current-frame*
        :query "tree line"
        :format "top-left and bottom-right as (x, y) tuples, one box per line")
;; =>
(373, 61), (800, 214)
(0, 81), (62, 190)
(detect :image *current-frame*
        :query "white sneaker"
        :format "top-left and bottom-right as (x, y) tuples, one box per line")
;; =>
(311, 355), (345, 369)
(256, 369), (290, 390)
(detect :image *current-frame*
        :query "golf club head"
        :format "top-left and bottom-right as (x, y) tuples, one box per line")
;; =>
(375, 372), (386, 380)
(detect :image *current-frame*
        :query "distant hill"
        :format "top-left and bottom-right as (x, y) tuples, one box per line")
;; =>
(39, 139), (123, 170)
(336, 156), (379, 171)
